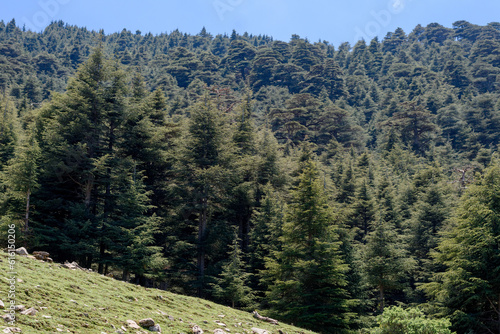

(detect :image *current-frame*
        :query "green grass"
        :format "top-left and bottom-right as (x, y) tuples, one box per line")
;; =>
(0, 252), (316, 334)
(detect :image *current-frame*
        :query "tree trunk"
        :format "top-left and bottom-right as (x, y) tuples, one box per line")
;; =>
(122, 269), (130, 282)
(86, 255), (93, 269)
(24, 188), (31, 232)
(379, 284), (385, 312)
(84, 174), (94, 209)
(98, 242), (105, 274)
(197, 196), (208, 297)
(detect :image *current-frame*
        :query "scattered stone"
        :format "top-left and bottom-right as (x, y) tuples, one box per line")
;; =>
(149, 324), (161, 332)
(26, 255), (36, 260)
(61, 261), (86, 271)
(61, 262), (75, 269)
(115, 331), (124, 334)
(42, 315), (52, 319)
(252, 311), (278, 325)
(15, 247), (28, 256)
(56, 329), (63, 332)
(126, 320), (140, 329)
(192, 325), (204, 334)
(0, 300), (4, 309)
(251, 328), (270, 334)
(20, 307), (37, 316)
(168, 315), (175, 321)
(213, 330), (228, 334)
(14, 305), (25, 312)
(215, 320), (226, 327)
(138, 318), (155, 328)
(3, 328), (22, 333)
(218, 314), (225, 318)
(33, 251), (51, 261)
(70, 300), (78, 304)
(16, 279), (23, 283)
(2, 314), (14, 322)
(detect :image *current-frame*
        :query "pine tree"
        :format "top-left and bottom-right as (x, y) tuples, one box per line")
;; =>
(111, 170), (165, 284)
(423, 161), (500, 334)
(249, 185), (285, 299)
(212, 233), (254, 308)
(0, 94), (17, 168)
(34, 46), (132, 271)
(172, 93), (235, 296)
(349, 178), (376, 240)
(265, 159), (353, 333)
(362, 218), (415, 312)
(1, 124), (40, 237)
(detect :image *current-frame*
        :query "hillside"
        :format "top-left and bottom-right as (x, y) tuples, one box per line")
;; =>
(0, 251), (316, 334)
(1, 19), (500, 333)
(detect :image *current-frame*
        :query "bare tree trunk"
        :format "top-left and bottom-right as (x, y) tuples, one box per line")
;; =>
(86, 255), (93, 269)
(98, 242), (105, 274)
(24, 188), (31, 232)
(122, 269), (130, 282)
(197, 196), (208, 297)
(379, 285), (385, 312)
(84, 174), (94, 209)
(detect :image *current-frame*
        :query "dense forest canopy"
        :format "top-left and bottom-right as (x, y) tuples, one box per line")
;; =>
(1, 18), (500, 333)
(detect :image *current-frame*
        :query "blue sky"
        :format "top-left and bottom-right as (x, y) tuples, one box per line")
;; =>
(2, 0), (499, 46)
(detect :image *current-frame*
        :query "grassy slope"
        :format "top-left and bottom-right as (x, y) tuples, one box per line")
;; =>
(0, 252), (316, 334)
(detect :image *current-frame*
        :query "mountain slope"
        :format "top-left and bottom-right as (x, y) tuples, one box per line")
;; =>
(0, 252), (316, 334)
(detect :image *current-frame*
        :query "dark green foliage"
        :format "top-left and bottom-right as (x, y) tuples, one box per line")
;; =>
(265, 160), (353, 333)
(362, 218), (415, 312)
(212, 233), (254, 308)
(423, 161), (500, 334)
(1, 20), (500, 333)
(0, 96), (17, 167)
(0, 123), (40, 242)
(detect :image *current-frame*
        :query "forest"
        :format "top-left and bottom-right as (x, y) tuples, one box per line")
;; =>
(1, 18), (500, 333)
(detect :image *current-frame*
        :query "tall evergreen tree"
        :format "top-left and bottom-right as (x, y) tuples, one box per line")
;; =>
(265, 159), (353, 333)
(212, 232), (254, 308)
(362, 218), (415, 312)
(0, 124), (40, 239)
(423, 161), (500, 334)
(172, 93), (234, 296)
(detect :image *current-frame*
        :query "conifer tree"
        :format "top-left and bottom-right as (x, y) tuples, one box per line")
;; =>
(1, 124), (40, 237)
(111, 170), (165, 283)
(35, 46), (139, 272)
(265, 159), (353, 333)
(249, 185), (285, 298)
(231, 95), (257, 250)
(172, 93), (234, 296)
(349, 178), (376, 240)
(423, 161), (500, 334)
(362, 218), (415, 312)
(212, 232), (254, 308)
(0, 95), (17, 168)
